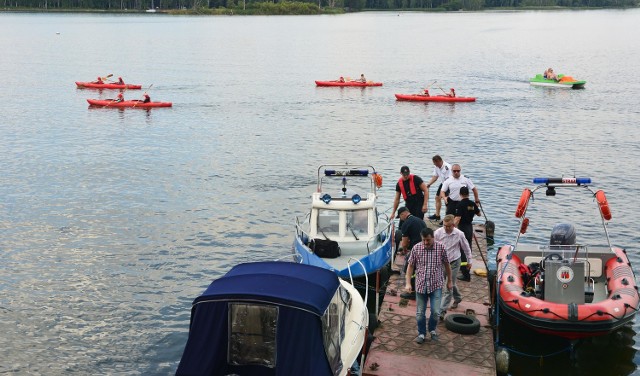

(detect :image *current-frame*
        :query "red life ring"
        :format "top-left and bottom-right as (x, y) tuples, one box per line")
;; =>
(520, 217), (529, 234)
(515, 189), (532, 218)
(595, 190), (612, 221)
(372, 173), (383, 188)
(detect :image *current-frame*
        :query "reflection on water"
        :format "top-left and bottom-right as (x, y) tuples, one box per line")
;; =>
(1, 9), (640, 375)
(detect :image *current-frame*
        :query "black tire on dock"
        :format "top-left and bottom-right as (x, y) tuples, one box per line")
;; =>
(444, 313), (481, 335)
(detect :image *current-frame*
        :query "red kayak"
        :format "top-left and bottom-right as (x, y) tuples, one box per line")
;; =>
(315, 80), (383, 87)
(76, 81), (143, 90)
(395, 93), (476, 102)
(87, 99), (172, 108)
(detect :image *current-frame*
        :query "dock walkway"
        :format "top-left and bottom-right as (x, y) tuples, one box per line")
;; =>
(363, 224), (496, 376)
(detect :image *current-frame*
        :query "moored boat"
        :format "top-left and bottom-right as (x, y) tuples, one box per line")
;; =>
(176, 261), (368, 376)
(315, 80), (383, 87)
(86, 99), (172, 108)
(529, 74), (586, 89)
(293, 164), (393, 279)
(495, 177), (638, 340)
(395, 93), (476, 102)
(76, 81), (143, 90)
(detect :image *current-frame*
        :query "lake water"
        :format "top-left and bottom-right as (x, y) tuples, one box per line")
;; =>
(1, 9), (640, 375)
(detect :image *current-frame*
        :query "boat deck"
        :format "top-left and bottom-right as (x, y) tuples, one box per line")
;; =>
(362, 223), (496, 376)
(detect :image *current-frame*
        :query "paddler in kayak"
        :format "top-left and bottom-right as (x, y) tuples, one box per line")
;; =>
(339, 76), (345, 83)
(359, 74), (366, 83)
(117, 77), (125, 85)
(421, 89), (430, 96)
(94, 76), (104, 84)
(115, 92), (124, 103)
(445, 88), (456, 97)
(142, 93), (151, 103)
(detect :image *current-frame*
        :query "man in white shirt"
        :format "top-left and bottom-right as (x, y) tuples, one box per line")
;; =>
(434, 214), (472, 318)
(440, 164), (480, 216)
(425, 155), (452, 222)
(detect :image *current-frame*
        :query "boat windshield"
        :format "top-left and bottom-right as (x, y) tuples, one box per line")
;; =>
(347, 209), (369, 236)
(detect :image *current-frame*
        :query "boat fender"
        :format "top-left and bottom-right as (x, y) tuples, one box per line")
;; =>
(444, 313), (481, 335)
(520, 217), (529, 234)
(595, 190), (612, 221)
(515, 189), (532, 218)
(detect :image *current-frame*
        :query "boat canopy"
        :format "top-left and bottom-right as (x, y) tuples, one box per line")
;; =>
(176, 262), (346, 376)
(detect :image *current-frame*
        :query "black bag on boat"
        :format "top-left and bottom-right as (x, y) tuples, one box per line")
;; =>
(309, 238), (341, 258)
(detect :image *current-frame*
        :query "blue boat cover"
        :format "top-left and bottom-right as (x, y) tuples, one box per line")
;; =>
(176, 262), (341, 376)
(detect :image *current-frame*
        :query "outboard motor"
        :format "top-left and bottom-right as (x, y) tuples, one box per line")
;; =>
(550, 223), (576, 245)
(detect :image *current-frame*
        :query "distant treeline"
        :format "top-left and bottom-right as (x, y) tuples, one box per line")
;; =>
(3, 0), (637, 12)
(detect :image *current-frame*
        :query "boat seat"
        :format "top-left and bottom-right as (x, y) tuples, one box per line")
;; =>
(523, 256), (603, 278)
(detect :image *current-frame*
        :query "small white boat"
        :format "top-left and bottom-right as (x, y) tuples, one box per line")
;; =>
(176, 261), (368, 376)
(293, 164), (393, 279)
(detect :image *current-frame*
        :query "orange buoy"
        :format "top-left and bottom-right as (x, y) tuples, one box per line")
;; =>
(372, 173), (383, 188)
(595, 190), (612, 221)
(515, 188), (532, 218)
(520, 217), (529, 234)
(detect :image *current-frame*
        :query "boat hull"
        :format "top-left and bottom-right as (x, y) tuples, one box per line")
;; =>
(395, 93), (476, 102)
(293, 234), (392, 279)
(496, 245), (638, 339)
(76, 81), (142, 90)
(315, 80), (383, 87)
(87, 99), (172, 108)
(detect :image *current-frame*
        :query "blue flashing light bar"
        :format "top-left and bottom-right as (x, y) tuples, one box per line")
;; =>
(324, 169), (369, 177)
(533, 178), (591, 185)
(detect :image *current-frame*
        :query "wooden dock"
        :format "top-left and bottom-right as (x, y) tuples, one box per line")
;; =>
(362, 224), (496, 376)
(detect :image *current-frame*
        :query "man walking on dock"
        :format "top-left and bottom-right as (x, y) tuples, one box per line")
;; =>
(435, 215), (473, 318)
(405, 227), (452, 344)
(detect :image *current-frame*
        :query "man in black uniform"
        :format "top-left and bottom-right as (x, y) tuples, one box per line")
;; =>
(454, 186), (480, 281)
(398, 207), (427, 299)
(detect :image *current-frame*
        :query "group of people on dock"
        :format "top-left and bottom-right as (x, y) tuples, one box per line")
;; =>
(391, 155), (481, 343)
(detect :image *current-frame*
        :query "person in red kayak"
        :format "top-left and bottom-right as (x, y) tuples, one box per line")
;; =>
(422, 89), (430, 96)
(339, 76), (345, 83)
(117, 77), (125, 85)
(142, 93), (151, 103)
(446, 88), (456, 97)
(94, 76), (104, 84)
(115, 92), (124, 102)
(359, 74), (366, 83)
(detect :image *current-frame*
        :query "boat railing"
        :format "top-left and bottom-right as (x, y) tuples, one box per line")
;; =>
(365, 220), (394, 255)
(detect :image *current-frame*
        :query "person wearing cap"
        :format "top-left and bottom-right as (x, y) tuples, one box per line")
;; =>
(435, 214), (472, 318)
(440, 164), (480, 217)
(391, 165), (429, 222)
(397, 206), (427, 300)
(454, 186), (480, 282)
(424, 155), (452, 222)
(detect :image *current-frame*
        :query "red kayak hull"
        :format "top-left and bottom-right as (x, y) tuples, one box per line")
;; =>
(395, 93), (476, 102)
(87, 99), (172, 108)
(76, 81), (143, 90)
(315, 80), (383, 87)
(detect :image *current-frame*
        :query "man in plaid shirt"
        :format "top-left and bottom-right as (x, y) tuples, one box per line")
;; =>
(405, 227), (453, 343)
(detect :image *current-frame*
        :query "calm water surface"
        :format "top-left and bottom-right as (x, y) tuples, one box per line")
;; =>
(1, 9), (640, 375)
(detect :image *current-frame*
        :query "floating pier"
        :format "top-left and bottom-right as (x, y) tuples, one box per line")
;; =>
(363, 224), (496, 376)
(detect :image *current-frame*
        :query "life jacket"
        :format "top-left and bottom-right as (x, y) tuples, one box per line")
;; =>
(398, 174), (417, 200)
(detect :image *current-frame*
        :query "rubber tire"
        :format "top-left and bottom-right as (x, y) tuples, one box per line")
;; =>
(444, 313), (481, 335)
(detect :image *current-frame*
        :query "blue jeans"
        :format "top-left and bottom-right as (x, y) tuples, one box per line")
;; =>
(416, 288), (442, 335)
(442, 257), (462, 309)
